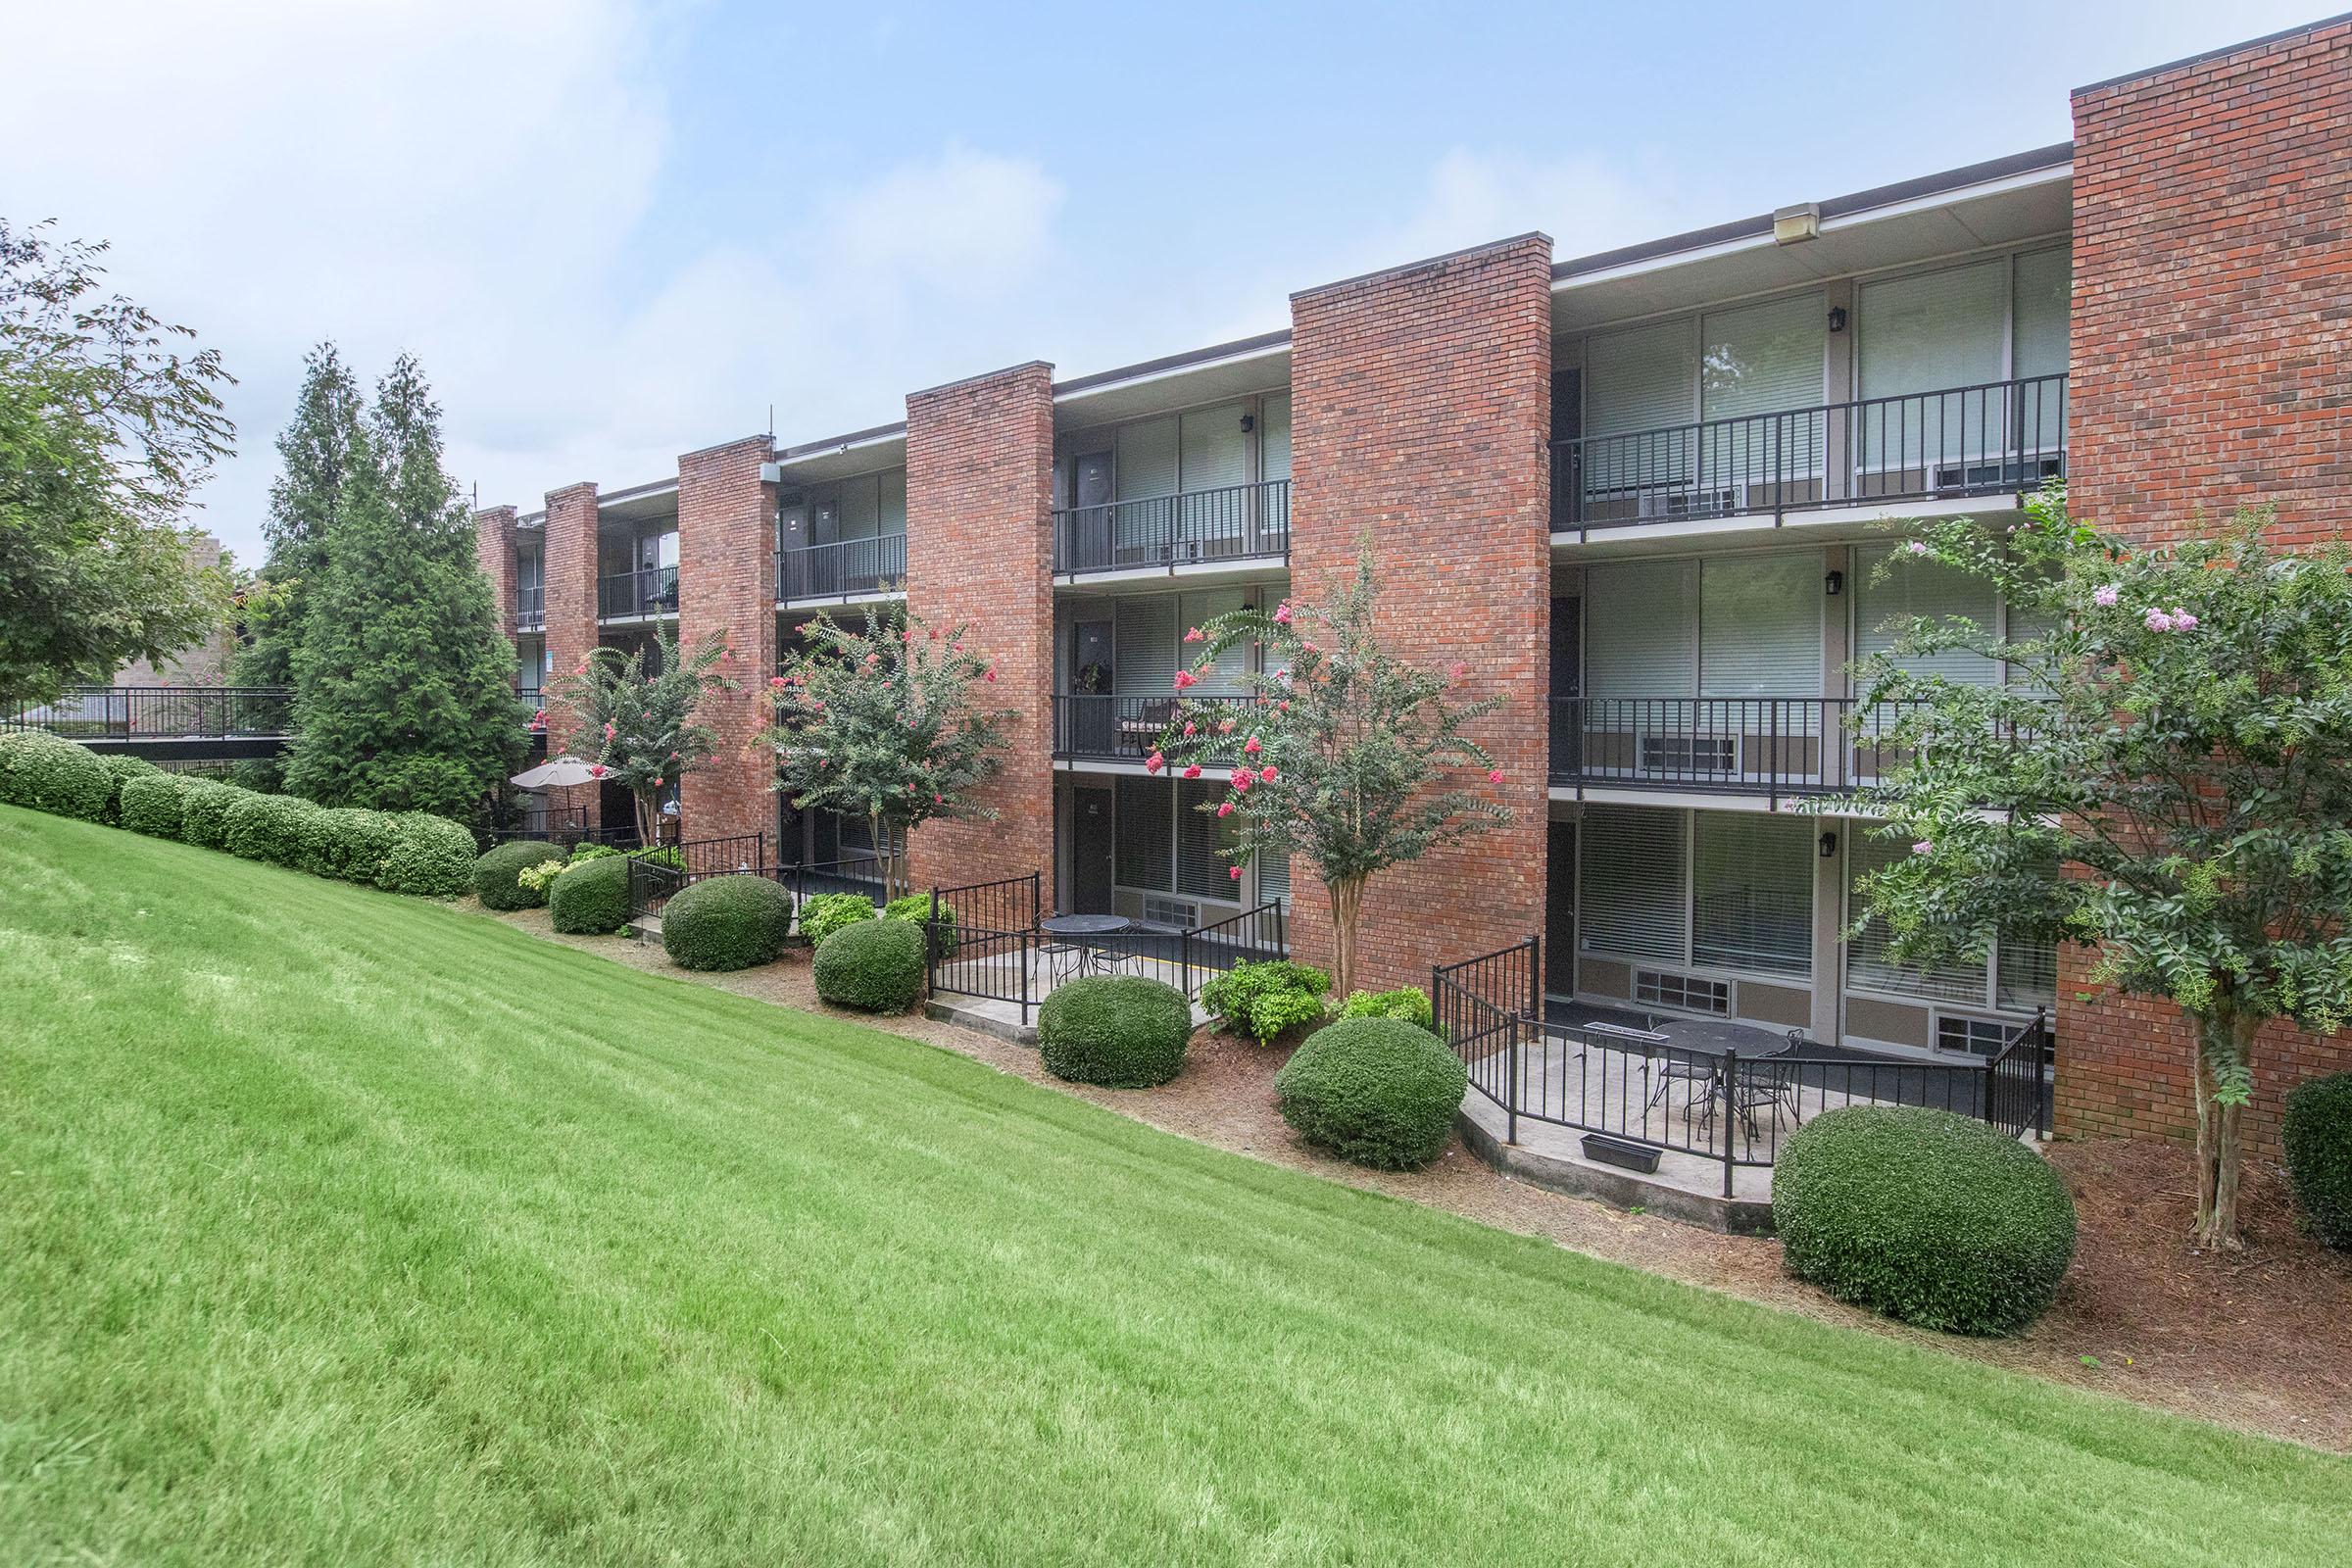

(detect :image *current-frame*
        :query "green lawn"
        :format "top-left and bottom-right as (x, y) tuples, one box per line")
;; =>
(1, 807), (2344, 1565)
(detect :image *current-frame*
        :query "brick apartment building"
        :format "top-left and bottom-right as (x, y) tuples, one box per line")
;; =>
(477, 18), (2350, 1152)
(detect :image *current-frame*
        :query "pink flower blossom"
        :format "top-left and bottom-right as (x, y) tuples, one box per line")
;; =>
(2172, 607), (2199, 630)
(2092, 584), (2120, 608)
(531, 709), (546, 723)
(864, 653), (880, 666)
(1182, 763), (1201, 780)
(1217, 717), (1236, 734)
(769, 675), (787, 688)
(2144, 608), (2177, 632)
(1278, 700), (1290, 712)
(1906, 540), (1931, 557)
(1272, 602), (1294, 625)
(1301, 640), (1319, 654)
(1488, 768), (1504, 785)
(1257, 765), (1278, 782)
(985, 666), (998, 682)
(1184, 627), (1205, 643)
(1912, 839), (1934, 855)
(928, 628), (939, 640)
(1229, 865), (1243, 880)
(1216, 801), (1236, 818)
(1182, 721), (1197, 737)
(1173, 670), (1199, 691)
(669, 751), (679, 760)
(1451, 662), (1468, 680)
(1230, 768), (1254, 792)
(1243, 736), (1262, 755)
(589, 764), (607, 779)
(902, 629), (913, 644)
(934, 794), (943, 804)
(603, 721), (616, 740)
(653, 777), (663, 788)
(1145, 752), (1165, 773)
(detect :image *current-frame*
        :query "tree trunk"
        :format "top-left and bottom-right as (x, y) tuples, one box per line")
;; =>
(2190, 1006), (2259, 1250)
(633, 788), (659, 848)
(1328, 875), (1366, 1000)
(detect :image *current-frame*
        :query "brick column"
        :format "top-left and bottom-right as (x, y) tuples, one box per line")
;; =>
(543, 481), (602, 830)
(904, 362), (1056, 892)
(472, 505), (517, 627)
(2058, 16), (2352, 1155)
(1288, 234), (1554, 992)
(678, 434), (779, 850)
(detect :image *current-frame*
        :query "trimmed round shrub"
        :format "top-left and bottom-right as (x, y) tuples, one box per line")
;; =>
(98, 755), (162, 823)
(2283, 1072), (2352, 1250)
(1774, 1105), (2077, 1336)
(1336, 985), (1435, 1032)
(882, 892), (958, 956)
(303, 808), (398, 884)
(0, 731), (113, 821)
(224, 792), (323, 868)
(1274, 1017), (1467, 1171)
(550, 852), (633, 934)
(662, 874), (794, 971)
(798, 891), (877, 946)
(1038, 976), (1192, 1088)
(378, 812), (478, 898)
(119, 772), (199, 839)
(812, 917), (926, 1013)
(178, 780), (252, 849)
(474, 840), (567, 910)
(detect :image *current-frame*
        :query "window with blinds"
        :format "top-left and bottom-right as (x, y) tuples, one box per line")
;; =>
(1180, 590), (1251, 694)
(1114, 776), (1172, 893)
(1259, 394), (1292, 482)
(1844, 835), (1991, 1004)
(2013, 247), (2070, 456)
(1586, 560), (1698, 698)
(1699, 553), (1821, 699)
(1178, 404), (1250, 491)
(878, 469), (907, 535)
(1853, 546), (2000, 687)
(1701, 291), (1826, 488)
(1579, 806), (1688, 964)
(838, 474), (880, 540)
(1115, 417), (1179, 500)
(1858, 259), (2008, 473)
(1258, 851), (1292, 906)
(1112, 596), (1178, 699)
(1586, 318), (1696, 496)
(1175, 779), (1236, 900)
(1690, 812), (1813, 977)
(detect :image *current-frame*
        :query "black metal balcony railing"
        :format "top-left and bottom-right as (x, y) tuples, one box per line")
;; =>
(1551, 373), (2067, 532)
(1546, 696), (2043, 803)
(515, 583), (545, 631)
(1054, 478), (1291, 576)
(1052, 693), (1262, 761)
(775, 533), (907, 603)
(5, 686), (295, 742)
(598, 565), (678, 619)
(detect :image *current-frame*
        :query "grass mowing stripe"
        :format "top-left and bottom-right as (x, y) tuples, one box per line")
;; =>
(1, 807), (2344, 1566)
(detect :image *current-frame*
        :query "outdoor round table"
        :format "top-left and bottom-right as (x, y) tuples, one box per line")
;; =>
(1038, 913), (1134, 977)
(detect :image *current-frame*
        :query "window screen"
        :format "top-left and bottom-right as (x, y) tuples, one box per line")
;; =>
(1115, 417), (1179, 500)
(1579, 806), (1688, 964)
(1585, 318), (1697, 496)
(1691, 812), (1813, 976)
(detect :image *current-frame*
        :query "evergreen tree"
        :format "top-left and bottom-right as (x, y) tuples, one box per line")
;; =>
(281, 354), (520, 817)
(231, 342), (360, 688)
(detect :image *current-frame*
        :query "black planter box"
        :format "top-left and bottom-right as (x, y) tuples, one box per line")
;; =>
(1581, 1132), (1664, 1174)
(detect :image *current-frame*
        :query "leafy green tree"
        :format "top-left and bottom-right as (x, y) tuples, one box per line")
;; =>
(1834, 488), (2352, 1248)
(281, 355), (521, 818)
(1154, 551), (1509, 998)
(0, 220), (235, 708)
(760, 605), (1013, 900)
(546, 625), (733, 847)
(232, 342), (361, 688)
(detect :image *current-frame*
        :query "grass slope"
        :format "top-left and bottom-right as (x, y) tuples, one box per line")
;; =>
(1, 806), (2344, 1565)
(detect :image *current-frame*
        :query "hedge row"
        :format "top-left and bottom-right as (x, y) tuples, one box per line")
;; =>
(0, 731), (474, 898)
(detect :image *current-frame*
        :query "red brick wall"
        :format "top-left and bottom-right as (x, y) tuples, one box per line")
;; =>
(1286, 234), (1553, 991)
(472, 505), (517, 622)
(2059, 17), (2352, 1154)
(677, 435), (779, 850)
(542, 481), (602, 830)
(904, 363), (1055, 892)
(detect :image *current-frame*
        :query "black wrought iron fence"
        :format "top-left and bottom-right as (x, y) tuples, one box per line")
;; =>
(775, 533), (907, 602)
(926, 872), (1041, 1024)
(1052, 693), (1258, 760)
(1551, 373), (2066, 532)
(1054, 478), (1291, 574)
(4, 686), (295, 740)
(1177, 903), (1287, 997)
(516, 583), (546, 630)
(624, 832), (765, 918)
(598, 564), (679, 618)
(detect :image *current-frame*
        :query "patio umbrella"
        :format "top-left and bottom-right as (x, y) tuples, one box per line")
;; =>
(512, 755), (602, 789)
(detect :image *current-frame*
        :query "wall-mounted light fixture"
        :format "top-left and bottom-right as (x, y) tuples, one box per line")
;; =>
(1827, 306), (1848, 333)
(1772, 202), (1822, 245)
(1241, 414), (1255, 433)
(1825, 568), (1844, 597)
(1818, 830), (1839, 859)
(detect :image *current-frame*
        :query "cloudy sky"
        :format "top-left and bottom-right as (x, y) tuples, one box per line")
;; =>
(3, 0), (2320, 564)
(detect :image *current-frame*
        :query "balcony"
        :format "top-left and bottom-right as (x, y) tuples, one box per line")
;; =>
(1052, 693), (1260, 763)
(598, 564), (678, 620)
(1547, 697), (2039, 804)
(1054, 479), (1290, 577)
(775, 533), (906, 605)
(1551, 374), (2066, 533)
(516, 583), (545, 633)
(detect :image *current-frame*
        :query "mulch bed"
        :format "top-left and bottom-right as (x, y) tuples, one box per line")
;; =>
(479, 902), (2352, 1452)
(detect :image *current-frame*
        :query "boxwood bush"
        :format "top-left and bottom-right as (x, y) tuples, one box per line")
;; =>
(812, 917), (927, 1012)
(118, 772), (199, 839)
(178, 780), (252, 849)
(1037, 976), (1192, 1088)
(2283, 1072), (2352, 1250)
(1774, 1105), (2077, 1336)
(882, 892), (957, 955)
(474, 840), (568, 910)
(224, 791), (323, 868)
(0, 731), (114, 821)
(550, 852), (633, 934)
(302, 808), (398, 884)
(662, 874), (794, 971)
(1273, 1017), (1466, 1170)
(798, 891), (877, 946)
(1201, 959), (1332, 1043)
(377, 813), (479, 898)
(1336, 985), (1435, 1032)
(98, 755), (162, 823)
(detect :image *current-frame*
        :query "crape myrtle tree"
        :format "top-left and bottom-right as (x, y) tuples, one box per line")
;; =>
(759, 604), (1013, 902)
(283, 355), (522, 817)
(1151, 550), (1512, 999)
(0, 219), (235, 708)
(1832, 486), (2352, 1249)
(546, 624), (733, 848)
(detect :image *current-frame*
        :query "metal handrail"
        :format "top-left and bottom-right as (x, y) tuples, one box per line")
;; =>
(598, 564), (679, 619)
(1052, 692), (1259, 761)
(4, 686), (295, 740)
(1053, 477), (1291, 575)
(775, 533), (907, 603)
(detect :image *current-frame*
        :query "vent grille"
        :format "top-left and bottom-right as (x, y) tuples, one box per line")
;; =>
(1142, 895), (1199, 930)
(1635, 969), (1730, 1016)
